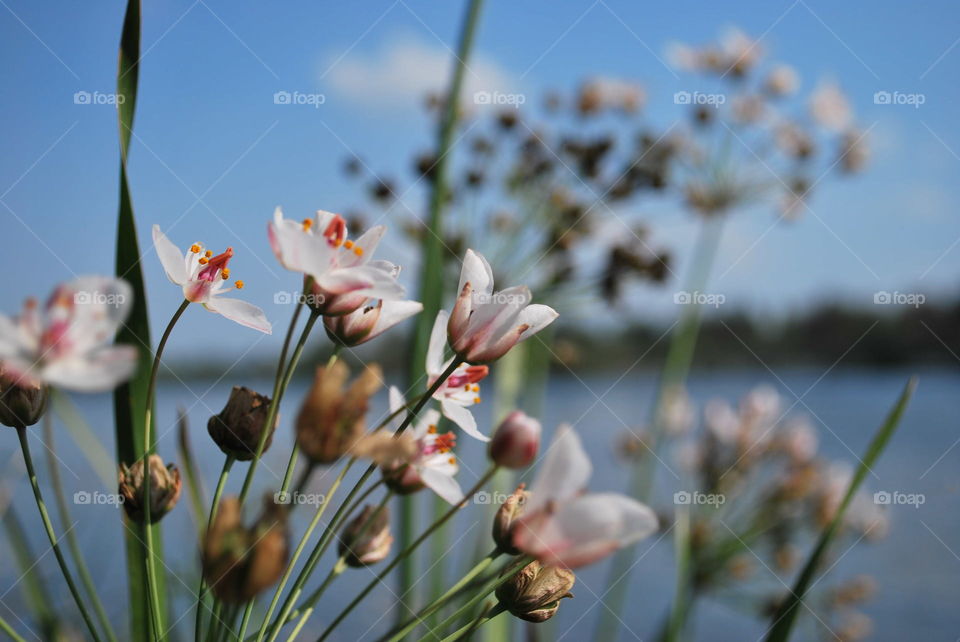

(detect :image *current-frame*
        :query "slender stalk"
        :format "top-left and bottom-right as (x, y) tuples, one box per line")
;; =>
(0, 614), (27, 642)
(403, 0), (487, 622)
(238, 306), (317, 506)
(15, 425), (102, 642)
(141, 298), (190, 640)
(42, 417), (118, 642)
(195, 455), (236, 641)
(255, 460), (356, 641)
(282, 490), (393, 641)
(438, 603), (505, 642)
(384, 548), (502, 642)
(318, 465), (499, 642)
(427, 556), (530, 639)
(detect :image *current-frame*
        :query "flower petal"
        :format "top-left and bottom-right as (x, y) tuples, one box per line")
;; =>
(339, 225), (386, 268)
(517, 304), (559, 342)
(40, 345), (139, 392)
(426, 310), (449, 375)
(458, 249), (494, 297)
(152, 225), (187, 285)
(413, 408), (442, 439)
(420, 466), (464, 505)
(316, 265), (404, 300)
(369, 300), (422, 341)
(525, 424), (592, 512)
(204, 297), (272, 334)
(440, 399), (488, 442)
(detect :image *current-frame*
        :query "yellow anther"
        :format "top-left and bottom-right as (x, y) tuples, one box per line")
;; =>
(427, 425), (437, 434)
(344, 240), (354, 249)
(205, 249), (213, 258)
(198, 257), (209, 265)
(302, 218), (313, 231)
(472, 385), (480, 392)
(448, 457), (456, 465)
(473, 397), (481, 404)
(190, 244), (201, 254)
(221, 268), (230, 279)
(353, 246), (364, 256)
(234, 280), (244, 290)
(464, 384), (470, 391)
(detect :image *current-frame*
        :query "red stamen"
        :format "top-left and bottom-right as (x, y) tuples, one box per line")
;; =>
(322, 215), (347, 247)
(198, 247), (233, 281)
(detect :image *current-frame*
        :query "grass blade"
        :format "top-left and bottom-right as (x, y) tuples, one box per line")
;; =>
(765, 376), (917, 642)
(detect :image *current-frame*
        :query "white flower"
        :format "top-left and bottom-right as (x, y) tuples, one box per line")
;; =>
(268, 207), (404, 316)
(447, 250), (558, 365)
(512, 425), (659, 568)
(809, 81), (852, 132)
(324, 298), (423, 347)
(0, 276), (137, 392)
(427, 310), (490, 442)
(386, 387), (463, 505)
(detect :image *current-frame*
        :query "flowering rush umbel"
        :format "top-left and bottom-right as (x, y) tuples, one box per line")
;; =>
(512, 425), (659, 568)
(268, 207), (404, 315)
(0, 276), (137, 392)
(152, 225), (271, 333)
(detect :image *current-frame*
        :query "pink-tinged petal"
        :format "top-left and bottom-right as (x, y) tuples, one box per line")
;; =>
(420, 467), (464, 505)
(426, 310), (449, 375)
(463, 285), (530, 347)
(517, 304), (559, 342)
(269, 208), (335, 276)
(41, 345), (138, 392)
(440, 399), (488, 442)
(204, 297), (272, 334)
(339, 225), (386, 268)
(458, 249), (494, 298)
(57, 276), (133, 354)
(317, 265), (404, 300)
(388, 386), (406, 431)
(535, 494), (659, 568)
(525, 424), (592, 513)
(0, 313), (27, 357)
(152, 225), (187, 284)
(369, 300), (422, 341)
(447, 283), (472, 352)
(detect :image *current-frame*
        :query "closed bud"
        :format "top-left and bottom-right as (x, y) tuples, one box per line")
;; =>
(382, 462), (426, 495)
(118, 454), (182, 524)
(0, 368), (48, 428)
(296, 361), (382, 464)
(492, 484), (528, 554)
(495, 560), (575, 623)
(338, 504), (392, 567)
(203, 497), (288, 603)
(207, 386), (277, 461)
(489, 411), (541, 469)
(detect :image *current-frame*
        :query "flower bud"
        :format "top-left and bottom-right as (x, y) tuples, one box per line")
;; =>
(118, 454), (182, 524)
(382, 462), (426, 495)
(207, 386), (277, 461)
(296, 361), (382, 464)
(0, 368), (48, 428)
(492, 484), (528, 554)
(495, 560), (575, 623)
(203, 496), (288, 604)
(489, 411), (541, 469)
(338, 504), (392, 567)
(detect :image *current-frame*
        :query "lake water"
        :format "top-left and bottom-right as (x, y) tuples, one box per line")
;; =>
(1, 366), (957, 641)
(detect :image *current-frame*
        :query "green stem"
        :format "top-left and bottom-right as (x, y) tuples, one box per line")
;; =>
(43, 417), (118, 642)
(319, 466), (499, 642)
(15, 425), (102, 642)
(195, 455), (236, 641)
(0, 614), (27, 642)
(141, 298), (190, 640)
(427, 557), (530, 639)
(384, 548), (502, 642)
(238, 306), (317, 506)
(438, 603), (505, 642)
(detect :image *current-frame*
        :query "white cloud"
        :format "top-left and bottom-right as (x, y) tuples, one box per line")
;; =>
(322, 35), (520, 112)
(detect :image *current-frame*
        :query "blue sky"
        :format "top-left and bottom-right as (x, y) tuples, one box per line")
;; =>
(1, 0), (958, 360)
